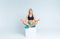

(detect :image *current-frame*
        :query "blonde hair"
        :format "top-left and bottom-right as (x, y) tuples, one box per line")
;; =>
(28, 8), (33, 16)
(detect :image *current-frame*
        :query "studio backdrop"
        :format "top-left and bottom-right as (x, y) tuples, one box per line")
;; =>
(0, 0), (60, 34)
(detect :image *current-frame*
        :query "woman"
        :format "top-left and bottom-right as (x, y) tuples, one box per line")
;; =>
(21, 8), (39, 28)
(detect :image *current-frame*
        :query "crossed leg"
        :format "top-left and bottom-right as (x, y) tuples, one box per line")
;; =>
(21, 19), (38, 26)
(31, 21), (37, 26)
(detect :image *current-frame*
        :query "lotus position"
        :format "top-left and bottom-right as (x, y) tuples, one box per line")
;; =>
(21, 8), (40, 28)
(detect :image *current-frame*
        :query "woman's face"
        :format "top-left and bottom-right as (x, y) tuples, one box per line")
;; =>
(29, 9), (33, 14)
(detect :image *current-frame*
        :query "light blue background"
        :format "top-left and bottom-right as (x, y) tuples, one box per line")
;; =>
(0, 0), (60, 38)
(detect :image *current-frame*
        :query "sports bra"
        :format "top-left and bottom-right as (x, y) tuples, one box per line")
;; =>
(28, 15), (34, 20)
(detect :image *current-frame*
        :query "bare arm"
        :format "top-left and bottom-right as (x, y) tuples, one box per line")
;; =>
(33, 15), (40, 22)
(24, 16), (28, 22)
(20, 15), (28, 23)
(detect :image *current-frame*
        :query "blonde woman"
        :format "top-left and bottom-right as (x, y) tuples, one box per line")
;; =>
(21, 8), (39, 28)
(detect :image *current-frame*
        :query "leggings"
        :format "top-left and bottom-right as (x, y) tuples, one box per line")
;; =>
(24, 22), (36, 29)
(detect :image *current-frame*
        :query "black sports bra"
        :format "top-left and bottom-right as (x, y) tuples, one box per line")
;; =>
(28, 15), (34, 20)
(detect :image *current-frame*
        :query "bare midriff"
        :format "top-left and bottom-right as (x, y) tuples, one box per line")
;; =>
(28, 20), (34, 23)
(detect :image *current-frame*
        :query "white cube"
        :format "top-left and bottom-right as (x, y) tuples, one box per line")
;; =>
(25, 27), (37, 39)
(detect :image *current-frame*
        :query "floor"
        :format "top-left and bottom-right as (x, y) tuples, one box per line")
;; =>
(0, 31), (60, 39)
